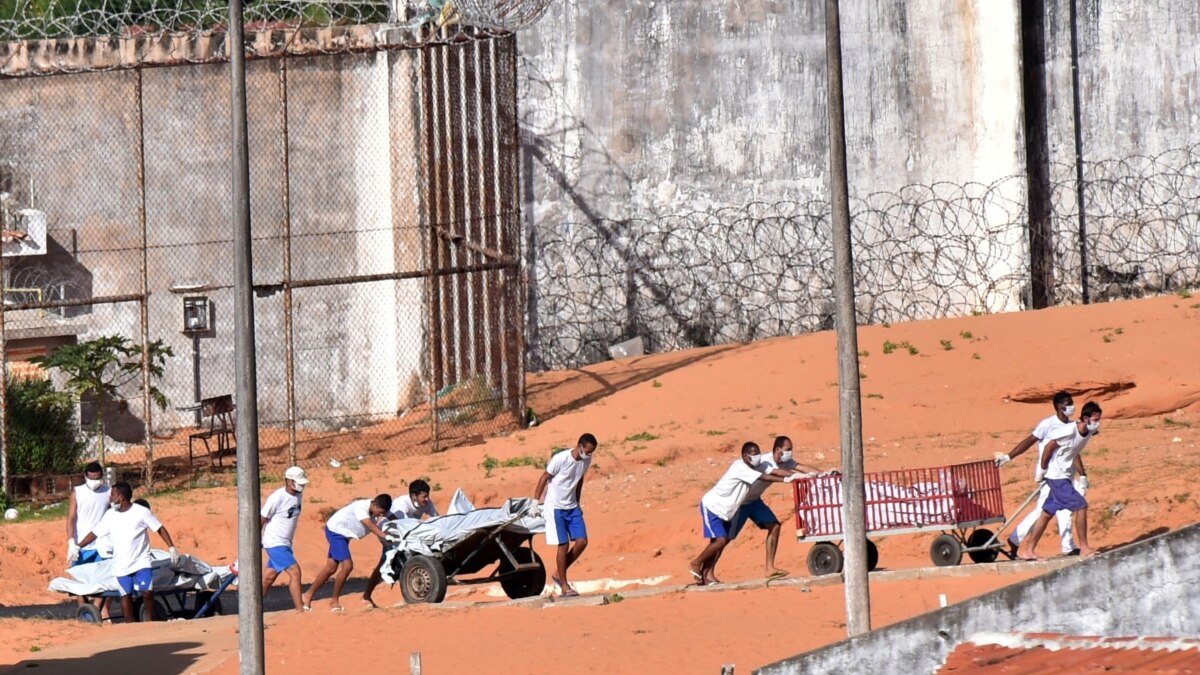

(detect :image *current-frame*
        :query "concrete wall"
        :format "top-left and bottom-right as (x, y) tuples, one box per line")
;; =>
(757, 524), (1200, 674)
(518, 0), (1200, 369)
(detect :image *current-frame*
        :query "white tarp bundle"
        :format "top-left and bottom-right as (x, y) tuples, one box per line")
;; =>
(48, 550), (231, 597)
(379, 490), (544, 584)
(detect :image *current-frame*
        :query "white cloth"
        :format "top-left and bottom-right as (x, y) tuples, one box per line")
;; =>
(543, 450), (591, 510)
(390, 494), (439, 520)
(89, 504), (163, 576)
(326, 499), (374, 540)
(744, 453), (797, 502)
(49, 549), (231, 597)
(73, 484), (112, 554)
(1011, 484), (1076, 553)
(1030, 415), (1076, 477)
(260, 487), (303, 549)
(1042, 425), (1092, 480)
(701, 459), (765, 521)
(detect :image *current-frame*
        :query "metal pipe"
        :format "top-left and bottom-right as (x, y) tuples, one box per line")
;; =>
(0, 215), (8, 500)
(2, 292), (147, 312)
(279, 56), (298, 465)
(191, 333), (202, 426)
(824, 0), (871, 637)
(1068, 0), (1090, 303)
(229, 0), (265, 670)
(135, 67), (155, 491)
(252, 260), (518, 296)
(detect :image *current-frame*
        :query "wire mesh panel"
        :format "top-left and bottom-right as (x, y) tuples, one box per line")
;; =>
(0, 29), (525, 498)
(793, 460), (1005, 540)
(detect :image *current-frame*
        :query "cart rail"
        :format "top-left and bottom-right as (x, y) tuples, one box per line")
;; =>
(793, 460), (1005, 540)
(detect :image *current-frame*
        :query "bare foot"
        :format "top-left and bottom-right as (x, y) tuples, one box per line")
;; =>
(705, 574), (722, 585)
(1016, 550), (1039, 561)
(1078, 546), (1095, 558)
(688, 565), (706, 586)
(362, 598), (378, 610)
(767, 569), (789, 579)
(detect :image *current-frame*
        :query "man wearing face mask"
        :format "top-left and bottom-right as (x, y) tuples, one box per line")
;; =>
(729, 436), (823, 579)
(261, 466), (309, 612)
(995, 391), (1084, 555)
(689, 441), (800, 586)
(531, 433), (597, 598)
(67, 462), (112, 567)
(1018, 401), (1102, 560)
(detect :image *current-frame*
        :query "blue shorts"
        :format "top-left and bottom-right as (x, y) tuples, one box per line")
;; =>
(700, 505), (731, 539)
(548, 507), (587, 546)
(72, 549), (106, 567)
(324, 527), (352, 563)
(730, 499), (780, 539)
(115, 567), (154, 596)
(1042, 478), (1088, 514)
(265, 546), (299, 572)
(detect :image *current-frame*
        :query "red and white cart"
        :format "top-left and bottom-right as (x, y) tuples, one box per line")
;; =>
(793, 459), (1028, 575)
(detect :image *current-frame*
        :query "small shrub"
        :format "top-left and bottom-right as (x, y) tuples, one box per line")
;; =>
(940, 339), (953, 351)
(959, 330), (973, 339)
(858, 350), (870, 358)
(481, 455), (500, 477)
(904, 342), (919, 355)
(1102, 334), (1113, 343)
(624, 431), (658, 442)
(6, 377), (84, 476)
(1178, 288), (1193, 299)
(502, 455), (548, 470)
(652, 380), (663, 388)
(972, 353), (982, 360)
(335, 472), (353, 485)
(866, 393), (884, 399)
(1114, 327), (1124, 335)
(882, 341), (897, 354)
(704, 430), (727, 436)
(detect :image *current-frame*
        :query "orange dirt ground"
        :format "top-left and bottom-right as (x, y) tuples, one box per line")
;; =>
(0, 294), (1197, 673)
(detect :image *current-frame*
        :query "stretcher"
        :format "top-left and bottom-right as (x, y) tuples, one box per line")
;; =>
(378, 490), (547, 603)
(793, 460), (1035, 575)
(48, 549), (235, 622)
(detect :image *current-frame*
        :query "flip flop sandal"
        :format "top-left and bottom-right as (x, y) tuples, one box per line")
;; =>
(768, 571), (789, 580)
(561, 589), (580, 598)
(330, 606), (345, 613)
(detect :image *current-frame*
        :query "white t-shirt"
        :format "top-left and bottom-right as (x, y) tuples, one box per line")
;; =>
(1042, 424), (1092, 480)
(701, 459), (766, 521)
(390, 494), (439, 520)
(543, 450), (592, 510)
(73, 484), (112, 553)
(326, 499), (374, 540)
(90, 504), (162, 576)
(744, 453), (797, 502)
(1031, 415), (1075, 477)
(260, 487), (303, 549)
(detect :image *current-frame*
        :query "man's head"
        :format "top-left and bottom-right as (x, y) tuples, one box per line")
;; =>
(408, 479), (432, 508)
(284, 466), (309, 493)
(773, 436), (793, 462)
(110, 481), (133, 507)
(370, 494), (393, 519)
(83, 462), (104, 491)
(1079, 401), (1103, 434)
(741, 441), (761, 467)
(577, 433), (598, 457)
(1052, 391), (1075, 420)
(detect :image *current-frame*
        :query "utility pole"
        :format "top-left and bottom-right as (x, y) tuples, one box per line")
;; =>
(229, 0), (265, 672)
(824, 0), (871, 637)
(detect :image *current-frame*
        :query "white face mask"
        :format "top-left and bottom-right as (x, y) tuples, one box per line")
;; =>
(1062, 405), (1076, 417)
(291, 481), (305, 492)
(85, 478), (103, 491)
(745, 455), (761, 468)
(780, 450), (794, 463)
(1086, 421), (1100, 434)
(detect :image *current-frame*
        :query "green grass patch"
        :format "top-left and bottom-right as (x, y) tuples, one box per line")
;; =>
(940, 339), (953, 351)
(865, 393), (884, 400)
(334, 472), (353, 485)
(625, 431), (658, 442)
(959, 330), (973, 339)
(704, 430), (727, 436)
(1178, 288), (1193, 299)
(502, 455), (549, 470)
(652, 380), (663, 388)
(972, 353), (982, 360)
(1163, 417), (1192, 428)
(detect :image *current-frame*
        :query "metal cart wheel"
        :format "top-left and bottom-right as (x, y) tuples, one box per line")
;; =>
(401, 554), (448, 604)
(930, 533), (963, 567)
(807, 542), (844, 576)
(498, 547), (547, 600)
(866, 540), (880, 572)
(76, 603), (102, 624)
(966, 528), (1000, 564)
(135, 597), (169, 622)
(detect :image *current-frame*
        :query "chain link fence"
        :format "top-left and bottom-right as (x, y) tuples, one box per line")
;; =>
(0, 28), (525, 499)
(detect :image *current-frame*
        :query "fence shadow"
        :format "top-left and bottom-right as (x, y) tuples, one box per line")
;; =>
(1, 642), (203, 675)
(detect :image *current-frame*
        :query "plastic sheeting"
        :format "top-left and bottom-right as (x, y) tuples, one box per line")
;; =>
(48, 549), (231, 597)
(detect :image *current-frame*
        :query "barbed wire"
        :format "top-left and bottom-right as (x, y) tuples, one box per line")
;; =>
(529, 146), (1200, 370)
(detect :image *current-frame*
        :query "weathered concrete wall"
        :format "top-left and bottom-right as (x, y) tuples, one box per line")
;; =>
(757, 524), (1200, 674)
(0, 51), (428, 432)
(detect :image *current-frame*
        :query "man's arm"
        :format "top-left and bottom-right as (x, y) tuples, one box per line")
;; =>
(1007, 434), (1039, 461)
(755, 473), (791, 484)
(1073, 454), (1086, 478)
(66, 490), (78, 541)
(78, 531), (97, 548)
(574, 476), (585, 503)
(157, 525), (176, 549)
(1040, 440), (1060, 470)
(533, 471), (552, 501)
(260, 516), (269, 533)
(361, 518), (389, 541)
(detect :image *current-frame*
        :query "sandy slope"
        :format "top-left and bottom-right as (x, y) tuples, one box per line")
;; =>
(0, 294), (1197, 673)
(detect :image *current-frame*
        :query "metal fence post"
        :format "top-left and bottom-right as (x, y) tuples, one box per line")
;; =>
(0, 227), (8, 500)
(1069, 0), (1090, 304)
(278, 56), (298, 466)
(135, 67), (155, 491)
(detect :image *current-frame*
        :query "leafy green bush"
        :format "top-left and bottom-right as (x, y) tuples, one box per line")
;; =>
(6, 377), (84, 475)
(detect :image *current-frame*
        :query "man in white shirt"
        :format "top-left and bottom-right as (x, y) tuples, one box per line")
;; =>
(260, 466), (309, 612)
(1018, 401), (1103, 560)
(730, 436), (823, 579)
(690, 441), (798, 586)
(362, 479), (440, 608)
(995, 391), (1086, 555)
(66, 462), (113, 618)
(532, 433), (597, 597)
(76, 482), (179, 623)
(301, 494), (392, 612)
